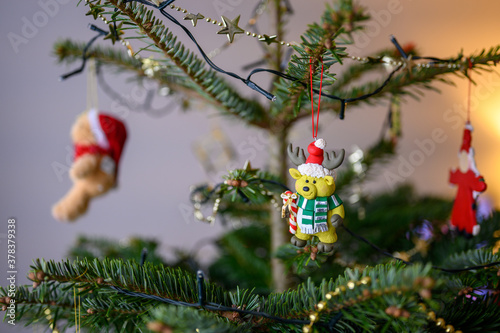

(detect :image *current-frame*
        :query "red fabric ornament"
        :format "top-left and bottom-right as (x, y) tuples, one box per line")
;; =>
(52, 109), (127, 222)
(449, 123), (487, 235)
(85, 110), (127, 178)
(74, 145), (109, 162)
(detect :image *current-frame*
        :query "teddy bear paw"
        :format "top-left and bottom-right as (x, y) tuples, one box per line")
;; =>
(52, 200), (89, 222)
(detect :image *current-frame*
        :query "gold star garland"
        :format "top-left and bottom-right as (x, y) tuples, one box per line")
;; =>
(184, 13), (204, 27)
(164, 2), (292, 46)
(87, 0), (468, 75)
(207, 0), (270, 58)
(217, 15), (245, 43)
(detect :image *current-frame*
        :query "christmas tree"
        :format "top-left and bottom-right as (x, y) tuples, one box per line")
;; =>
(2, 0), (500, 332)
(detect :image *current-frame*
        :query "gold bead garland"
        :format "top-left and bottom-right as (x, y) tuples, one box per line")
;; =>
(307, 295), (463, 333)
(419, 303), (462, 333)
(304, 276), (372, 332)
(304, 276), (461, 332)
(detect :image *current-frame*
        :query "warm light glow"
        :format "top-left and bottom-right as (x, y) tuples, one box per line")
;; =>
(474, 85), (500, 209)
(484, 97), (500, 134)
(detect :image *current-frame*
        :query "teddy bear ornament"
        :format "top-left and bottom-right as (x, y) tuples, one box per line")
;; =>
(281, 139), (345, 253)
(52, 109), (127, 222)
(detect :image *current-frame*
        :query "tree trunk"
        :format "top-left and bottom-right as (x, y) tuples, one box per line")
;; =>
(266, 0), (290, 292)
(268, 129), (290, 291)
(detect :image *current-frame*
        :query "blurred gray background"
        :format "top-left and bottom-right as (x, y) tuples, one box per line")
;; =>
(1, 0), (500, 331)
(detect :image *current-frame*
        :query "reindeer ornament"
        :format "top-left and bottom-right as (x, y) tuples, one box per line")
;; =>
(282, 139), (345, 253)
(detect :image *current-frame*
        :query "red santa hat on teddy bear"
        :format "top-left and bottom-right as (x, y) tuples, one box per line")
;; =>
(87, 109), (127, 177)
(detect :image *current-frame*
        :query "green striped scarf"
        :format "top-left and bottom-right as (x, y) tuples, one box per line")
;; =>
(296, 194), (342, 234)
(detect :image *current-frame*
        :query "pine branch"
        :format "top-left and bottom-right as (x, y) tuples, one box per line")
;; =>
(448, 248), (500, 269)
(0, 283), (156, 332)
(54, 39), (142, 72)
(0, 283), (151, 332)
(13, 258), (439, 330)
(271, 0), (368, 123)
(209, 225), (271, 293)
(74, 0), (269, 128)
(68, 234), (168, 265)
(9, 254), (500, 331)
(299, 45), (500, 120)
(147, 305), (244, 333)
(0, 284), (76, 330)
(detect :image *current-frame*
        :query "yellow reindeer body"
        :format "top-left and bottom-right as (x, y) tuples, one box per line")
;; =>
(289, 168), (344, 247)
(295, 205), (344, 243)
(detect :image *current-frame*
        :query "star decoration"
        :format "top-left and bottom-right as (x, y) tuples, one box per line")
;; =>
(104, 23), (124, 44)
(243, 160), (259, 174)
(258, 34), (278, 45)
(217, 15), (244, 43)
(403, 54), (415, 77)
(150, 0), (163, 6)
(86, 6), (104, 20)
(184, 13), (205, 27)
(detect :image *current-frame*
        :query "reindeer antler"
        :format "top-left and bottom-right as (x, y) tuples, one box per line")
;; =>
(287, 143), (306, 166)
(322, 149), (345, 170)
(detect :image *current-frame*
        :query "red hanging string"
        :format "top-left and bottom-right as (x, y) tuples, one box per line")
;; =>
(467, 58), (473, 124)
(309, 58), (324, 139)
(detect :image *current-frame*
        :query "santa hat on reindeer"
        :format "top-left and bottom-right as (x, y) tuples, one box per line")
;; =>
(295, 138), (340, 179)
